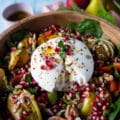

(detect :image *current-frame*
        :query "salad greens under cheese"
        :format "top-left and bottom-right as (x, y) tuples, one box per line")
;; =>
(0, 19), (120, 120)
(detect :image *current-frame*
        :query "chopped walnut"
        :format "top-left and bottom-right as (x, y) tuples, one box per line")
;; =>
(103, 73), (113, 81)
(65, 105), (79, 119)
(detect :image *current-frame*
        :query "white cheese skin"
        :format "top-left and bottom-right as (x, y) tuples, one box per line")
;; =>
(31, 37), (94, 92)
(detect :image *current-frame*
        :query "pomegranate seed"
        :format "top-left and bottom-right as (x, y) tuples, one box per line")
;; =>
(47, 46), (52, 49)
(30, 80), (37, 86)
(69, 114), (75, 120)
(66, 51), (73, 56)
(46, 60), (52, 66)
(64, 36), (69, 41)
(25, 64), (29, 69)
(10, 47), (16, 51)
(102, 105), (108, 110)
(18, 116), (24, 120)
(20, 81), (26, 86)
(101, 116), (108, 120)
(22, 110), (30, 116)
(58, 101), (63, 107)
(12, 94), (18, 99)
(73, 82), (79, 89)
(95, 96), (101, 102)
(40, 65), (47, 70)
(68, 92), (74, 98)
(55, 47), (60, 53)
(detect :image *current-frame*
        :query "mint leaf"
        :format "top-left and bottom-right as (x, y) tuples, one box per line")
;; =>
(59, 52), (66, 59)
(77, 19), (102, 38)
(109, 98), (120, 120)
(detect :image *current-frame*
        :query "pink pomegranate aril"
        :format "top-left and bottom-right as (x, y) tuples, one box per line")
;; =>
(18, 116), (24, 120)
(40, 65), (47, 70)
(69, 114), (75, 120)
(55, 47), (60, 53)
(66, 51), (73, 56)
(12, 94), (18, 99)
(22, 110), (30, 116)
(64, 36), (69, 41)
(102, 105), (108, 110)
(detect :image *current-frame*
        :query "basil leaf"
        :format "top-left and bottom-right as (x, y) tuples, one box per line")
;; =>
(77, 19), (102, 38)
(58, 41), (64, 48)
(109, 98), (120, 120)
(59, 52), (66, 59)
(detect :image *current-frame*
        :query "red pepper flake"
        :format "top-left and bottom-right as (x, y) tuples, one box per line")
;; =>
(55, 47), (60, 53)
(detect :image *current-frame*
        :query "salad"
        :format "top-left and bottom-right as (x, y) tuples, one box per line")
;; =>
(0, 18), (120, 120)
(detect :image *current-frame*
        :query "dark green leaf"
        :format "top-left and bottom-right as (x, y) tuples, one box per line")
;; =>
(103, 110), (109, 117)
(57, 7), (71, 11)
(97, 9), (116, 24)
(48, 91), (58, 105)
(77, 19), (102, 38)
(7, 40), (15, 48)
(109, 98), (120, 120)
(117, 42), (120, 57)
(71, 2), (82, 12)
(25, 76), (32, 83)
(59, 52), (66, 59)
(113, 67), (120, 81)
(58, 41), (64, 48)
(27, 87), (37, 94)
(66, 23), (77, 30)
(11, 29), (29, 41)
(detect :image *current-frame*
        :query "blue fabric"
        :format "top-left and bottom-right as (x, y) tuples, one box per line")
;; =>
(0, 0), (65, 33)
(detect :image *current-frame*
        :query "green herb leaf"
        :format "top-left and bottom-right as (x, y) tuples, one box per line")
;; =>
(7, 40), (15, 48)
(59, 52), (66, 59)
(25, 76), (32, 83)
(97, 9), (116, 24)
(109, 98), (120, 120)
(113, 67), (120, 81)
(11, 30), (29, 41)
(57, 7), (72, 11)
(48, 91), (58, 105)
(117, 42), (120, 57)
(58, 41), (64, 48)
(27, 87), (37, 94)
(77, 19), (102, 38)
(66, 23), (77, 30)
